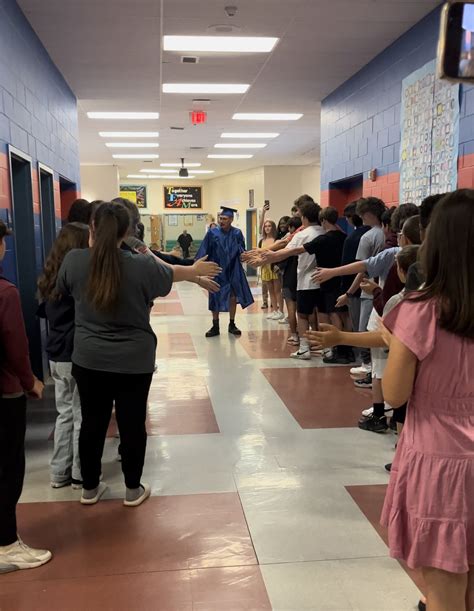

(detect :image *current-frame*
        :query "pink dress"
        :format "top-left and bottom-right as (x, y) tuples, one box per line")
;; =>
(382, 298), (474, 574)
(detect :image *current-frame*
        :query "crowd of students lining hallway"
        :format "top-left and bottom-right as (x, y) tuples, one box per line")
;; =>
(0, 191), (472, 611)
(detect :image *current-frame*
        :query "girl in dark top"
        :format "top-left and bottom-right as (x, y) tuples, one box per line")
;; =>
(38, 223), (89, 490)
(58, 202), (220, 507)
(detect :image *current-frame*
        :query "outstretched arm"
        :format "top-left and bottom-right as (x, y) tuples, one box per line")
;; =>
(261, 245), (305, 264)
(313, 260), (367, 283)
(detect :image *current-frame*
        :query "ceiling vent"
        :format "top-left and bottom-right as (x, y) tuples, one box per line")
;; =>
(189, 146), (205, 150)
(207, 24), (241, 33)
(181, 56), (199, 64)
(170, 126), (185, 130)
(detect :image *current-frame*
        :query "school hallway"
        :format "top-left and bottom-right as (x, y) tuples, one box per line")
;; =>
(2, 282), (421, 611)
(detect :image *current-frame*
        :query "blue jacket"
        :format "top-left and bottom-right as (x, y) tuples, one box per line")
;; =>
(196, 226), (254, 312)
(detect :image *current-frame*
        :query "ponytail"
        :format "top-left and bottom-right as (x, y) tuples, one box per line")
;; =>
(86, 202), (130, 313)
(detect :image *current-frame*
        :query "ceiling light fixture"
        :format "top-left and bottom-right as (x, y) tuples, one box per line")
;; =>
(112, 154), (159, 159)
(100, 132), (159, 138)
(221, 132), (279, 138)
(232, 113), (303, 121)
(214, 143), (266, 149)
(163, 35), (278, 53)
(163, 83), (249, 94)
(105, 143), (159, 148)
(191, 170), (215, 174)
(87, 112), (159, 120)
(208, 154), (254, 159)
(141, 169), (178, 173)
(160, 162), (202, 167)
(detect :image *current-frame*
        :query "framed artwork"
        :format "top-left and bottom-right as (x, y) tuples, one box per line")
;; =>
(167, 214), (178, 226)
(119, 184), (147, 208)
(164, 186), (202, 209)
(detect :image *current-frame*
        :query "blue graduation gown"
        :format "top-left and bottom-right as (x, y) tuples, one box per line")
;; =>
(196, 226), (254, 312)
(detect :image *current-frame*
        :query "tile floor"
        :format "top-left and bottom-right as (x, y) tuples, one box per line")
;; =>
(6, 282), (424, 610)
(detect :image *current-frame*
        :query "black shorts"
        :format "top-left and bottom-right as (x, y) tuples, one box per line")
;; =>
(318, 290), (340, 315)
(296, 289), (320, 315)
(392, 402), (407, 425)
(282, 287), (297, 302)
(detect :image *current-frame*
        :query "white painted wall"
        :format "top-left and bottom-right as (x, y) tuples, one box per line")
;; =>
(263, 165), (321, 224)
(80, 165), (120, 202)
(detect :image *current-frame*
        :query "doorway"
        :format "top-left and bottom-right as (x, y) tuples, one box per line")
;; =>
(246, 209), (257, 277)
(59, 175), (78, 222)
(39, 163), (56, 260)
(9, 146), (43, 378)
(328, 174), (363, 233)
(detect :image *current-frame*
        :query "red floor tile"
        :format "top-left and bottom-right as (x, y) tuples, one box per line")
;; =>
(1, 495), (271, 610)
(346, 484), (425, 593)
(5, 494), (258, 586)
(157, 332), (197, 359)
(239, 329), (296, 359)
(152, 301), (184, 316)
(108, 373), (219, 436)
(262, 367), (372, 428)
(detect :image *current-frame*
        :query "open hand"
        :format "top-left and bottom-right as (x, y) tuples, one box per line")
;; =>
(194, 256), (221, 278)
(198, 277), (220, 293)
(335, 293), (349, 308)
(312, 267), (334, 284)
(360, 279), (379, 295)
(305, 323), (342, 350)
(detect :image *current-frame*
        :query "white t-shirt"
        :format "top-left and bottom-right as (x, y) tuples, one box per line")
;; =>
(289, 225), (325, 291)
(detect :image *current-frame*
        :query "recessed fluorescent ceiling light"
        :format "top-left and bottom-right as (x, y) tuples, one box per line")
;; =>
(163, 83), (249, 94)
(221, 132), (279, 138)
(88, 112), (159, 119)
(100, 132), (159, 138)
(208, 154), (253, 159)
(214, 143), (266, 149)
(191, 170), (215, 174)
(129, 174), (196, 179)
(113, 154), (159, 159)
(141, 169), (177, 173)
(105, 143), (159, 148)
(163, 35), (278, 53)
(233, 113), (303, 121)
(160, 163), (201, 167)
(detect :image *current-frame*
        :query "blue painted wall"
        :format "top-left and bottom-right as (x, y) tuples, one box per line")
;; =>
(320, 6), (474, 200)
(0, 0), (80, 281)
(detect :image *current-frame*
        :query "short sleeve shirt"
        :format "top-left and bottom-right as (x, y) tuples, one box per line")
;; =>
(57, 249), (173, 374)
(356, 226), (385, 298)
(289, 225), (325, 290)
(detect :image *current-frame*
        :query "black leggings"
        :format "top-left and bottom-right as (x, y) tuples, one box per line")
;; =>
(72, 365), (153, 491)
(0, 396), (26, 546)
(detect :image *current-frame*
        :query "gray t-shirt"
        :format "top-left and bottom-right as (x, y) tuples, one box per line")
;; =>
(356, 226), (385, 299)
(57, 249), (173, 374)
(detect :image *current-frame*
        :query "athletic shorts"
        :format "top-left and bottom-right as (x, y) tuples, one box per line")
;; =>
(296, 289), (320, 315)
(282, 287), (297, 302)
(318, 290), (339, 314)
(371, 347), (389, 379)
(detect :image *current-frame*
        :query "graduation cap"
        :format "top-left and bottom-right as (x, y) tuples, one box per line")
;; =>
(219, 206), (237, 218)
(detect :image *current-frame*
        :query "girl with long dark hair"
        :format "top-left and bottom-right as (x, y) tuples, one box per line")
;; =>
(57, 202), (220, 507)
(38, 223), (89, 489)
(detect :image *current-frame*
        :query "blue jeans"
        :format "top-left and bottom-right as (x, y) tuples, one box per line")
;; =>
(50, 361), (82, 483)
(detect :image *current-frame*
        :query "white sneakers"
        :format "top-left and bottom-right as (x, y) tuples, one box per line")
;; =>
(350, 363), (372, 377)
(278, 316), (289, 325)
(80, 482), (108, 505)
(0, 538), (52, 574)
(291, 348), (311, 360)
(361, 404), (394, 417)
(266, 310), (285, 321)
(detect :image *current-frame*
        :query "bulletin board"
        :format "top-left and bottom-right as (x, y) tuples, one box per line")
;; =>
(399, 59), (459, 204)
(119, 184), (147, 209)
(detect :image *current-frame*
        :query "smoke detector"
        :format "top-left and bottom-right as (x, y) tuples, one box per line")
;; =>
(207, 24), (241, 33)
(181, 56), (199, 64)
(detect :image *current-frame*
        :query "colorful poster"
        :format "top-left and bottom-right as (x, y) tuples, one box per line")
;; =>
(400, 59), (459, 204)
(119, 184), (147, 209)
(164, 186), (202, 209)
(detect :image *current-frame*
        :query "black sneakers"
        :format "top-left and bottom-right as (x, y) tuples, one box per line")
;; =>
(354, 373), (372, 389)
(228, 322), (242, 336)
(205, 324), (220, 337)
(358, 414), (388, 433)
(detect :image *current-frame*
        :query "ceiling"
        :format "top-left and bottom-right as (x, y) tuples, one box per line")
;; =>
(18, 0), (440, 181)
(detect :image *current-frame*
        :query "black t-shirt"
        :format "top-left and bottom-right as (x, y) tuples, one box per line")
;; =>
(339, 225), (371, 294)
(303, 230), (346, 292)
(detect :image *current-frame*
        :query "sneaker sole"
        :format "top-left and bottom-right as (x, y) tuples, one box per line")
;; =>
(50, 481), (71, 489)
(124, 484), (151, 507)
(0, 552), (52, 573)
(81, 483), (108, 505)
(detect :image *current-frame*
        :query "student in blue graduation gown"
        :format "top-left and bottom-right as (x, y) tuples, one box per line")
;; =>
(196, 207), (254, 337)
